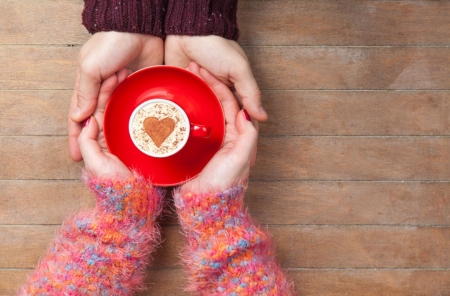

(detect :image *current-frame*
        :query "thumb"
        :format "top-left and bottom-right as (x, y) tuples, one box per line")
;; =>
(234, 71), (268, 122)
(232, 109), (258, 161)
(72, 70), (101, 122)
(78, 116), (103, 169)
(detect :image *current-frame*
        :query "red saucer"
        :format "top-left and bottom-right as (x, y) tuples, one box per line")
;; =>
(103, 66), (225, 186)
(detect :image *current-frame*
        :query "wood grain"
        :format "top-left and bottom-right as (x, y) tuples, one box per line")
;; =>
(246, 47), (450, 90)
(0, 91), (71, 136)
(3, 268), (450, 296)
(290, 269), (450, 296)
(0, 0), (89, 45)
(0, 46), (77, 90)
(238, 0), (450, 46)
(2, 180), (450, 226)
(2, 225), (449, 269)
(2, 0), (450, 294)
(2, 90), (450, 136)
(0, 137), (82, 180)
(260, 91), (450, 136)
(2, 0), (450, 46)
(1, 47), (450, 90)
(253, 137), (450, 181)
(4, 136), (450, 181)
(246, 181), (450, 226)
(0, 180), (92, 225)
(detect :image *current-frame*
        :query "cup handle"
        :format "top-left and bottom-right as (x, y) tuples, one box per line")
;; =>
(190, 123), (211, 138)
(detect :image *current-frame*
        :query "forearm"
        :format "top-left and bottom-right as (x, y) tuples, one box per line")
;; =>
(19, 173), (163, 295)
(165, 0), (239, 40)
(174, 185), (294, 295)
(82, 0), (166, 38)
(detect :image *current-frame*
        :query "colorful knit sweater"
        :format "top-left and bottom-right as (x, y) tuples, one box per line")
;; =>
(19, 174), (163, 295)
(82, 0), (239, 40)
(174, 186), (295, 295)
(20, 176), (293, 295)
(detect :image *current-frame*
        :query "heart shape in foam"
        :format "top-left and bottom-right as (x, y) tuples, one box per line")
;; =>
(143, 117), (176, 147)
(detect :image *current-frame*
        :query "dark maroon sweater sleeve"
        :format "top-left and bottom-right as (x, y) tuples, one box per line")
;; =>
(82, 0), (166, 38)
(165, 0), (239, 40)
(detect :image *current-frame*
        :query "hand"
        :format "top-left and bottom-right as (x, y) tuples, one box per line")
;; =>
(181, 62), (258, 193)
(165, 35), (268, 122)
(78, 70), (132, 179)
(69, 31), (164, 161)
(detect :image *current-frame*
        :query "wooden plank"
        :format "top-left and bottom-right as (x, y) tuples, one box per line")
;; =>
(2, 180), (450, 226)
(238, 0), (450, 46)
(2, 225), (450, 269)
(4, 136), (450, 181)
(273, 226), (450, 269)
(0, 91), (71, 136)
(246, 181), (450, 226)
(0, 269), (26, 295)
(246, 47), (450, 90)
(1, 47), (450, 90)
(291, 269), (450, 295)
(0, 46), (77, 90)
(3, 268), (450, 296)
(0, 0), (88, 45)
(0, 137), (82, 180)
(253, 137), (450, 181)
(0, 180), (93, 225)
(261, 91), (450, 136)
(2, 90), (450, 137)
(2, 0), (450, 46)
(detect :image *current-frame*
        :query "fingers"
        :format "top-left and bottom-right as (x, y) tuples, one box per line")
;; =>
(232, 109), (258, 162)
(187, 61), (201, 77)
(68, 118), (83, 161)
(69, 69), (128, 161)
(78, 116), (103, 169)
(233, 66), (268, 122)
(93, 70), (122, 132)
(199, 66), (240, 126)
(73, 63), (102, 122)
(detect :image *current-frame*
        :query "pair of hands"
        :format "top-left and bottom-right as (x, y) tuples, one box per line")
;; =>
(71, 32), (263, 192)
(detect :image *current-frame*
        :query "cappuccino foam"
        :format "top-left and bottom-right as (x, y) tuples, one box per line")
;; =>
(131, 102), (187, 156)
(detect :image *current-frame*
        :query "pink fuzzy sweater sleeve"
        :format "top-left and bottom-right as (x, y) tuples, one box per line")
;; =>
(19, 174), (163, 295)
(174, 185), (295, 295)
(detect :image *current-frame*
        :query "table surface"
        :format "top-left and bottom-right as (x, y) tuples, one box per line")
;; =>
(1, 0), (450, 294)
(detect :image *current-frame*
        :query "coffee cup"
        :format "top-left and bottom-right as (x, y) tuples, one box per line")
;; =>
(104, 65), (225, 186)
(129, 99), (211, 158)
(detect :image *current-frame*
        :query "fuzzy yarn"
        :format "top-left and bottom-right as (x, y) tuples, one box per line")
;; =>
(19, 174), (163, 295)
(174, 186), (295, 295)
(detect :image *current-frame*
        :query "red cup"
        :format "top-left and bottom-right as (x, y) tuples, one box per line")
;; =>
(104, 66), (225, 186)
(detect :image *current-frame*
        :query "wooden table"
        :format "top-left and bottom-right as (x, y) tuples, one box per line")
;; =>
(1, 0), (450, 294)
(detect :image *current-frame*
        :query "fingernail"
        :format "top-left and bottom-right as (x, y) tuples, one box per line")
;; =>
(243, 109), (251, 121)
(83, 117), (90, 127)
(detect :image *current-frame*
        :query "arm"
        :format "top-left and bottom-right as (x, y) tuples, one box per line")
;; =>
(174, 186), (293, 295)
(69, 0), (165, 161)
(164, 1), (268, 122)
(21, 73), (163, 295)
(20, 174), (163, 295)
(165, 0), (239, 40)
(173, 63), (294, 295)
(83, 0), (165, 38)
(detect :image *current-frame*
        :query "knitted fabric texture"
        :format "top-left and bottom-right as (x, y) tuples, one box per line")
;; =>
(82, 0), (166, 38)
(19, 174), (163, 295)
(165, 0), (239, 40)
(174, 186), (295, 295)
